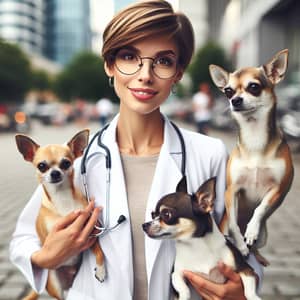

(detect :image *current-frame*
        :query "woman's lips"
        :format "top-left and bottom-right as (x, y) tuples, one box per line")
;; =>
(129, 88), (158, 101)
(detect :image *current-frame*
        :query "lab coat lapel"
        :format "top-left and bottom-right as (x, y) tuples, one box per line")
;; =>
(100, 116), (134, 293)
(145, 118), (183, 283)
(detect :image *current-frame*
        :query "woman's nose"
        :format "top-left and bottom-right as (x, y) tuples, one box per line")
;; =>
(137, 60), (154, 82)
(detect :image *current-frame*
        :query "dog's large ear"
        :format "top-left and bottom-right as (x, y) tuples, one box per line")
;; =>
(263, 49), (288, 85)
(68, 129), (90, 158)
(209, 65), (229, 90)
(176, 176), (187, 193)
(15, 135), (40, 162)
(192, 177), (216, 214)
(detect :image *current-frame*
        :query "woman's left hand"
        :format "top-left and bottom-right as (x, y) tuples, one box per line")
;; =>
(183, 262), (246, 300)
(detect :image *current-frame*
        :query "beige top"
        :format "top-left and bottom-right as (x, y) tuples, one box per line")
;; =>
(121, 154), (159, 300)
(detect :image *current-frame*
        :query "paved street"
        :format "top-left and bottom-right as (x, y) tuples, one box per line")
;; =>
(0, 120), (299, 300)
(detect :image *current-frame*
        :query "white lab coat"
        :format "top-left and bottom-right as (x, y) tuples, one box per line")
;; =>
(10, 115), (262, 300)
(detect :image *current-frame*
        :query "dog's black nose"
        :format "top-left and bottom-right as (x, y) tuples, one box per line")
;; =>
(50, 170), (62, 182)
(142, 222), (150, 232)
(231, 97), (243, 108)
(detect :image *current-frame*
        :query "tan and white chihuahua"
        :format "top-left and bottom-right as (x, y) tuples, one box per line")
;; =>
(209, 49), (294, 262)
(15, 129), (105, 300)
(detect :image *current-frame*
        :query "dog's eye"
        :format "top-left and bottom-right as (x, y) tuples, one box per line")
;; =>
(60, 159), (71, 170)
(247, 83), (262, 96)
(37, 161), (49, 173)
(224, 87), (235, 99)
(160, 208), (174, 224)
(151, 211), (157, 219)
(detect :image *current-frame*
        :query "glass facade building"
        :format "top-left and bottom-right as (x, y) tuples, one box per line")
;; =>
(0, 0), (91, 66)
(45, 0), (91, 65)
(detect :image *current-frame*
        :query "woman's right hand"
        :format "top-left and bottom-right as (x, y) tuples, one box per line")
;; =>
(31, 201), (101, 269)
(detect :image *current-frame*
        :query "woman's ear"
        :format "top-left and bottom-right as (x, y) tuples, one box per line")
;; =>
(104, 61), (114, 77)
(174, 69), (184, 83)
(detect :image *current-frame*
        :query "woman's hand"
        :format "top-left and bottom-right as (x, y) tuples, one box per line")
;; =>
(31, 201), (101, 269)
(183, 262), (246, 300)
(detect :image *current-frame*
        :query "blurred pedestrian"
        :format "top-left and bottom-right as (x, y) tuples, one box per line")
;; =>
(192, 82), (214, 134)
(96, 97), (113, 127)
(74, 98), (88, 126)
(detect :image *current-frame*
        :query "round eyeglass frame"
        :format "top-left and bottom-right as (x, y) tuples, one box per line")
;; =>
(113, 52), (179, 80)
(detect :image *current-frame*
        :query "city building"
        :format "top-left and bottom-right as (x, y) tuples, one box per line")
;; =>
(45, 0), (92, 66)
(0, 0), (44, 54)
(236, 0), (300, 76)
(177, 0), (228, 50)
(0, 0), (92, 67)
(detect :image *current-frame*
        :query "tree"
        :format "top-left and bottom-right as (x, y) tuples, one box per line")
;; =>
(31, 69), (52, 92)
(188, 41), (231, 94)
(0, 39), (32, 103)
(54, 51), (115, 102)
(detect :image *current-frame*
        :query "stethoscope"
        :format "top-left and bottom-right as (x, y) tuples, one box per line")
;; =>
(80, 121), (186, 237)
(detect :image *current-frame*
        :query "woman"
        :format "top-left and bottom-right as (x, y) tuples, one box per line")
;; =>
(10, 1), (262, 299)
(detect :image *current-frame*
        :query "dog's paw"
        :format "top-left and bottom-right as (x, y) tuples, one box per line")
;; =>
(94, 264), (106, 282)
(172, 273), (190, 300)
(178, 292), (190, 300)
(237, 240), (250, 257)
(244, 220), (260, 247)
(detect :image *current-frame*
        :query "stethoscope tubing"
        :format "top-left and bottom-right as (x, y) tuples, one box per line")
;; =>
(81, 120), (186, 237)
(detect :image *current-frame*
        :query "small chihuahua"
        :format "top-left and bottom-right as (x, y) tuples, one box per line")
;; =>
(15, 130), (105, 300)
(143, 177), (261, 300)
(209, 49), (294, 262)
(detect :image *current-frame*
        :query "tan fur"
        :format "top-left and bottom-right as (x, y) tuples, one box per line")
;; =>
(22, 290), (39, 300)
(16, 130), (105, 300)
(210, 49), (294, 263)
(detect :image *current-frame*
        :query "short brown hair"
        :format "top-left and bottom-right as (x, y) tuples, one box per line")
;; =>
(102, 0), (195, 70)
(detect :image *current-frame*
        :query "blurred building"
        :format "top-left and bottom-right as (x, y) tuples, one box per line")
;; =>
(0, 0), (92, 67)
(236, 0), (300, 76)
(45, 0), (92, 66)
(179, 0), (229, 50)
(0, 0), (44, 54)
(177, 0), (207, 49)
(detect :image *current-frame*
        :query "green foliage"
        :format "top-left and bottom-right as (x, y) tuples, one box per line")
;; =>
(31, 69), (52, 91)
(53, 51), (115, 102)
(0, 39), (32, 103)
(188, 41), (231, 93)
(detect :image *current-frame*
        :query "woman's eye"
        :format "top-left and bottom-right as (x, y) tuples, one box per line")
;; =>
(60, 159), (71, 170)
(247, 83), (262, 96)
(37, 162), (49, 173)
(224, 87), (235, 99)
(155, 56), (175, 67)
(117, 50), (137, 61)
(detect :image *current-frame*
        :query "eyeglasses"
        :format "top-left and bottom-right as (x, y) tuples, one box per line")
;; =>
(114, 48), (178, 79)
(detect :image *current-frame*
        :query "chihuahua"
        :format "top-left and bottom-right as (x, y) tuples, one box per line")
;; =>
(15, 129), (105, 300)
(143, 177), (261, 300)
(209, 49), (294, 263)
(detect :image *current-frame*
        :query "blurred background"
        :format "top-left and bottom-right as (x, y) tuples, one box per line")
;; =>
(0, 0), (300, 299)
(0, 0), (300, 135)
